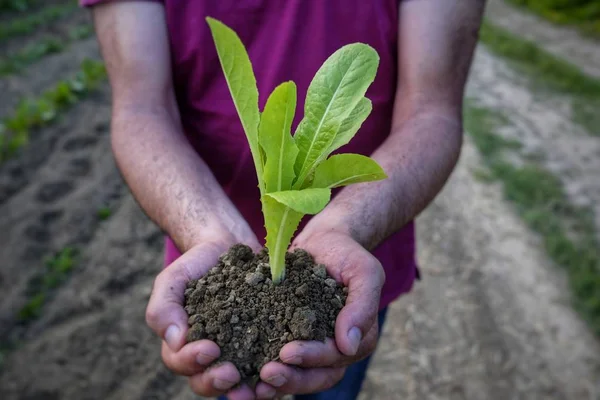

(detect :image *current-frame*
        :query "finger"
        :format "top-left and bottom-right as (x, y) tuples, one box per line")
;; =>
(160, 340), (220, 376)
(279, 338), (343, 368)
(280, 319), (380, 370)
(188, 362), (241, 397)
(259, 361), (345, 395)
(146, 243), (224, 351)
(225, 383), (256, 400)
(335, 252), (384, 357)
(255, 382), (277, 399)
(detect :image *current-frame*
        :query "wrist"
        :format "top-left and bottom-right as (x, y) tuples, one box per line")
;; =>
(301, 211), (356, 245)
(303, 205), (380, 251)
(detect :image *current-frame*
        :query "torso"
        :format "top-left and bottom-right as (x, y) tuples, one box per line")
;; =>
(161, 0), (417, 308)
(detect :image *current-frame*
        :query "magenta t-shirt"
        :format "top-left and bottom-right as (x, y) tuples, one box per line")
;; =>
(82, 0), (417, 309)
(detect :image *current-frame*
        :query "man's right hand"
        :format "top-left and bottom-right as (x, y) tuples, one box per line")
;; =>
(145, 239), (260, 400)
(92, 3), (263, 397)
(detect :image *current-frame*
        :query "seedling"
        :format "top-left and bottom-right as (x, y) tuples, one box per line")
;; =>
(207, 18), (387, 283)
(18, 247), (78, 322)
(97, 206), (111, 220)
(18, 292), (45, 321)
(0, 38), (64, 76)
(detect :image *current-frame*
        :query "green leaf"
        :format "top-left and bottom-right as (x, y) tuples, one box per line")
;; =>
(328, 97), (372, 154)
(259, 81), (299, 192)
(266, 187), (331, 215)
(206, 17), (264, 193)
(262, 196), (303, 283)
(293, 43), (379, 189)
(312, 154), (387, 189)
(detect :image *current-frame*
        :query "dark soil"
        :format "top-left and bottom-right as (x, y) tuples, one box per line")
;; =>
(183, 244), (347, 383)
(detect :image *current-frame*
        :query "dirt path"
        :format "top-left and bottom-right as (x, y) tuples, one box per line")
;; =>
(0, 3), (599, 400)
(485, 0), (600, 79)
(465, 43), (600, 239)
(359, 7), (600, 399)
(360, 140), (600, 400)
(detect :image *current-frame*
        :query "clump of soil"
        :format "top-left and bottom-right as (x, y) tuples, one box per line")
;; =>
(183, 244), (347, 383)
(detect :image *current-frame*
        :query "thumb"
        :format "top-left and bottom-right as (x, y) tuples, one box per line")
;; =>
(145, 243), (223, 351)
(335, 252), (385, 357)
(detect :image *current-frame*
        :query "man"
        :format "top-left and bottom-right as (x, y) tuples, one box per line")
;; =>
(82, 0), (485, 398)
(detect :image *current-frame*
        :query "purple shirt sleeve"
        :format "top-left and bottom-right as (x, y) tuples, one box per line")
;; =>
(80, 0), (161, 6)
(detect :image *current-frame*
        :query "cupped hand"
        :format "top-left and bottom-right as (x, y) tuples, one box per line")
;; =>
(255, 229), (385, 398)
(145, 238), (261, 400)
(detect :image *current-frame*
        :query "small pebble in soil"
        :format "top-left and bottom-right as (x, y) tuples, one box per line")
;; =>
(324, 278), (337, 288)
(313, 264), (327, 279)
(295, 283), (309, 296)
(245, 272), (265, 286)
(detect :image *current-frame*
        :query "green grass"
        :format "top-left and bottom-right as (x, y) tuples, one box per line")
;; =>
(463, 103), (522, 158)
(471, 167), (496, 183)
(0, 59), (107, 162)
(18, 247), (78, 322)
(1, 247), (77, 367)
(464, 101), (600, 336)
(68, 24), (93, 40)
(0, 38), (64, 75)
(18, 293), (45, 321)
(0, 24), (93, 77)
(97, 206), (111, 220)
(0, 3), (77, 43)
(478, 21), (600, 136)
(479, 22), (600, 95)
(0, 0), (39, 13)
(506, 0), (600, 37)
(0, 342), (11, 370)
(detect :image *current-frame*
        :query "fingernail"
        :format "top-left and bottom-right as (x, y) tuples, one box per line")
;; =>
(258, 386), (277, 399)
(213, 378), (236, 390)
(196, 350), (218, 366)
(282, 354), (302, 365)
(164, 325), (180, 351)
(266, 374), (287, 388)
(347, 326), (362, 355)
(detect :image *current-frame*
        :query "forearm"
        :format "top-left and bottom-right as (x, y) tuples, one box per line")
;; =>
(112, 106), (256, 253)
(305, 0), (484, 250)
(307, 107), (462, 250)
(92, 2), (254, 253)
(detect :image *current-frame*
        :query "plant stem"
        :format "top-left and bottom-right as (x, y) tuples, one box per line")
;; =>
(270, 206), (290, 284)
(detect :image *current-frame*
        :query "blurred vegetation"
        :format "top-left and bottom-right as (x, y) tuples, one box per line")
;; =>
(0, 59), (106, 162)
(68, 24), (93, 40)
(478, 21), (600, 136)
(0, 24), (93, 76)
(0, 3), (77, 43)
(464, 100), (600, 337)
(0, 0), (39, 13)
(0, 38), (64, 75)
(18, 247), (78, 322)
(507, 0), (600, 37)
(97, 206), (112, 220)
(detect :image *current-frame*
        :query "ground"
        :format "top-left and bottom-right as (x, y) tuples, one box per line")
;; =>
(0, 1), (599, 399)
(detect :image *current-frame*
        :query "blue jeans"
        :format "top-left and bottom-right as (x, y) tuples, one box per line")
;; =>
(219, 307), (388, 400)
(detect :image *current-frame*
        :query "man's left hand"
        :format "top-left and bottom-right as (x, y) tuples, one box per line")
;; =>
(255, 229), (385, 398)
